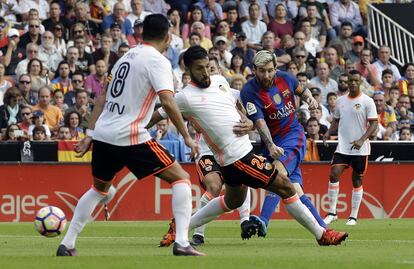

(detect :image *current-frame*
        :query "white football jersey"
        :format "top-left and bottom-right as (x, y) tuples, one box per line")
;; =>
(94, 44), (174, 146)
(334, 93), (377, 156)
(176, 75), (252, 166)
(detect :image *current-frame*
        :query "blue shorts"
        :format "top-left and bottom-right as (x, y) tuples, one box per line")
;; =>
(263, 132), (306, 185)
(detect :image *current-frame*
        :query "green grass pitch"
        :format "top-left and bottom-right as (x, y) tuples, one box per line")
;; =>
(0, 219), (413, 269)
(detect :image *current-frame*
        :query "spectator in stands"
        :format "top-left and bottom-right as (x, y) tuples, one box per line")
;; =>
(345, 35), (364, 63)
(268, 0), (298, 21)
(329, 0), (364, 36)
(93, 34), (119, 71)
(18, 106), (33, 135)
(28, 110), (51, 140)
(355, 48), (380, 87)
(52, 61), (73, 95)
(286, 61), (299, 76)
(103, 2), (132, 36)
(241, 3), (267, 50)
(167, 8), (184, 52)
(68, 23), (94, 54)
(110, 22), (129, 53)
(181, 6), (211, 41)
(326, 92), (337, 119)
(292, 46), (314, 79)
(126, 0), (151, 33)
(127, 19), (143, 48)
(85, 59), (107, 98)
(32, 125), (48, 141)
(195, 0), (223, 26)
(328, 22), (353, 55)
(398, 63), (414, 95)
(225, 53), (252, 79)
(297, 72), (309, 89)
(225, 5), (242, 35)
(64, 110), (85, 140)
(373, 90), (397, 140)
(27, 58), (49, 93)
(52, 23), (67, 58)
(3, 124), (25, 141)
(19, 19), (42, 48)
(215, 20), (234, 47)
(18, 74), (37, 106)
(310, 62), (338, 106)
(213, 36), (232, 68)
(337, 73), (349, 96)
(304, 117), (321, 161)
(345, 60), (374, 97)
(32, 87), (63, 132)
(42, 2), (71, 35)
(231, 31), (254, 69)
(73, 2), (101, 37)
(305, 2), (329, 49)
(261, 31), (291, 69)
(57, 125), (72, 140)
(74, 36), (96, 76)
(309, 105), (329, 134)
(229, 74), (247, 91)
(373, 45), (401, 83)
(325, 47), (345, 82)
(387, 86), (400, 109)
(397, 126), (413, 141)
(15, 43), (40, 79)
(395, 94), (414, 123)
(298, 0), (329, 28)
(144, 0), (169, 15)
(408, 81), (414, 111)
(239, 0), (269, 23)
(0, 87), (23, 129)
(1, 28), (26, 76)
(65, 90), (91, 130)
(184, 22), (213, 51)
(52, 89), (68, 115)
(300, 18), (321, 57)
(268, 4), (294, 41)
(118, 43), (130, 58)
(0, 63), (11, 105)
(66, 46), (83, 76)
(39, 32), (64, 76)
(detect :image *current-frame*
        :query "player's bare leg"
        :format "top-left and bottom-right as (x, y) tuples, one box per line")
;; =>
(158, 161), (206, 256)
(325, 165), (346, 224)
(347, 171), (364, 226)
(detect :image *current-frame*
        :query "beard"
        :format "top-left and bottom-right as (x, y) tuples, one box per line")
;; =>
(338, 85), (348, 92)
(256, 77), (273, 89)
(191, 75), (211, 88)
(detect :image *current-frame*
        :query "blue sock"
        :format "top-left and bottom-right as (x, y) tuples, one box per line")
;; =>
(259, 192), (280, 227)
(300, 195), (327, 228)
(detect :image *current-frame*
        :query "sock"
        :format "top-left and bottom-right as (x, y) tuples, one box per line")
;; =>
(193, 192), (213, 237)
(61, 188), (105, 249)
(171, 180), (192, 247)
(100, 185), (116, 204)
(190, 196), (231, 230)
(300, 195), (327, 228)
(283, 194), (324, 240)
(259, 191), (280, 227)
(350, 186), (363, 219)
(327, 181), (340, 215)
(237, 187), (251, 223)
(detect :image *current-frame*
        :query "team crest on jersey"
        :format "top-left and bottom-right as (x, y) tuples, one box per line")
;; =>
(273, 94), (282, 105)
(354, 104), (361, 110)
(282, 89), (290, 99)
(246, 102), (257, 115)
(205, 165), (212, 172)
(219, 84), (229, 92)
(265, 163), (273, 170)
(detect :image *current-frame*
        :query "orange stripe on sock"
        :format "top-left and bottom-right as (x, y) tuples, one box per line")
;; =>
(353, 186), (363, 192)
(219, 196), (231, 212)
(172, 179), (191, 187)
(329, 185), (340, 190)
(282, 194), (299, 205)
(91, 185), (108, 196)
(204, 191), (214, 200)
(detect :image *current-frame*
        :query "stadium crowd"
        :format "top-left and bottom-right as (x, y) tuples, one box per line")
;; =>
(0, 0), (413, 155)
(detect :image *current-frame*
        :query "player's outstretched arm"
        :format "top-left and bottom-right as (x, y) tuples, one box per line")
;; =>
(158, 91), (199, 159)
(255, 119), (284, 159)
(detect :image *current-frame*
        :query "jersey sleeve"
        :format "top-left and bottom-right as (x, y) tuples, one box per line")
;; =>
(174, 91), (190, 116)
(366, 97), (378, 120)
(333, 98), (341, 119)
(240, 87), (265, 122)
(148, 57), (174, 94)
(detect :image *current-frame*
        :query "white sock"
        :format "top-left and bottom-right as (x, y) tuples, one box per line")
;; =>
(61, 188), (105, 249)
(350, 186), (363, 219)
(171, 180), (192, 247)
(283, 194), (324, 240)
(328, 181), (340, 215)
(100, 185), (116, 204)
(190, 196), (231, 230)
(193, 192), (213, 237)
(237, 187), (251, 223)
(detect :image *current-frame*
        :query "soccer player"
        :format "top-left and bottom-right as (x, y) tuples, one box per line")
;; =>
(154, 46), (348, 246)
(240, 50), (327, 237)
(323, 70), (378, 226)
(159, 55), (255, 247)
(56, 14), (205, 257)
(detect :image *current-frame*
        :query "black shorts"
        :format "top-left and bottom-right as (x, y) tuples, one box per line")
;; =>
(331, 153), (368, 176)
(92, 139), (175, 182)
(221, 151), (278, 189)
(195, 155), (222, 190)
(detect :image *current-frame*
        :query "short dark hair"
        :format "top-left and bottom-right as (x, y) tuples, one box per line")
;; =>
(183, 46), (208, 68)
(382, 69), (393, 78)
(208, 54), (220, 67)
(348, 69), (362, 77)
(341, 21), (353, 28)
(296, 72), (308, 79)
(72, 71), (84, 79)
(142, 14), (170, 42)
(307, 2), (317, 8)
(306, 117), (319, 126)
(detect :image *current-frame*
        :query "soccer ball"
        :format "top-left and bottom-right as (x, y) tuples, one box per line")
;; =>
(34, 206), (67, 237)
